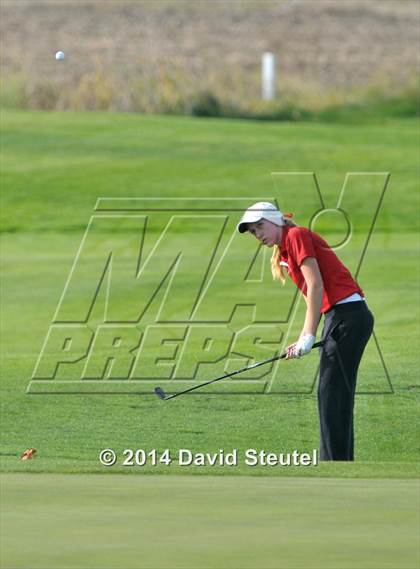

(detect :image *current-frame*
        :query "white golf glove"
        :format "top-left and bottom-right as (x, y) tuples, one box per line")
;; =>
(295, 334), (316, 358)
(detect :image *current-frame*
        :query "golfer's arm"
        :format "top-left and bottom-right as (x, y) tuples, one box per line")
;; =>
(300, 257), (323, 337)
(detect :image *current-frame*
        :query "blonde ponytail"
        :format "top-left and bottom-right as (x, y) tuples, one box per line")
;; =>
(271, 244), (285, 284)
(270, 217), (297, 285)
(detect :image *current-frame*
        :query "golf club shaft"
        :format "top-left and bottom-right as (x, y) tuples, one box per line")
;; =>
(162, 340), (324, 400)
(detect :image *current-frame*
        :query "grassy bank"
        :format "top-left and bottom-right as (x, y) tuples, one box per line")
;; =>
(1, 1), (418, 118)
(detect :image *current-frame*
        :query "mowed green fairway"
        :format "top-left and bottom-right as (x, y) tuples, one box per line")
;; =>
(1, 110), (418, 475)
(1, 110), (419, 567)
(1, 474), (419, 569)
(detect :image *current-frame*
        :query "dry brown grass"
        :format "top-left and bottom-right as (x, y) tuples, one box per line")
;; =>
(1, 0), (418, 113)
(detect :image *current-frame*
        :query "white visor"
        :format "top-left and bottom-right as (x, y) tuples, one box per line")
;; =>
(237, 201), (285, 233)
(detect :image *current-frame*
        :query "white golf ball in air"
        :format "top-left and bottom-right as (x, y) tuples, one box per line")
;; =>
(55, 51), (65, 61)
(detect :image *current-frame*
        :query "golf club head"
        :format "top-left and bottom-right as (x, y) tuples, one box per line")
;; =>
(154, 387), (167, 400)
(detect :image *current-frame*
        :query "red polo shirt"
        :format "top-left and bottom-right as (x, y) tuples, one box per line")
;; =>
(280, 226), (364, 313)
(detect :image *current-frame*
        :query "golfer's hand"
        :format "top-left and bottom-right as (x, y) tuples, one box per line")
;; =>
(285, 335), (316, 359)
(285, 342), (298, 359)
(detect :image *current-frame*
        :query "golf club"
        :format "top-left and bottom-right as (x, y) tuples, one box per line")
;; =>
(154, 340), (324, 400)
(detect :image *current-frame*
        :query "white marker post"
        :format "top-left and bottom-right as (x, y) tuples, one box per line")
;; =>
(262, 52), (276, 101)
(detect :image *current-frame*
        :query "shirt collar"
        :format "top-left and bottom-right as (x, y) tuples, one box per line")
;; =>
(280, 225), (290, 251)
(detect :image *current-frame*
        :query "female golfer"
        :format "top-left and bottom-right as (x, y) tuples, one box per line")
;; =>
(237, 202), (374, 461)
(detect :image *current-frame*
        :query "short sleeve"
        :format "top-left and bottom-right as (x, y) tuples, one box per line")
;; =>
(288, 228), (316, 266)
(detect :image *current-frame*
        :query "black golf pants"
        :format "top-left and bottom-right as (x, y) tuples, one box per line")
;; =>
(318, 301), (374, 461)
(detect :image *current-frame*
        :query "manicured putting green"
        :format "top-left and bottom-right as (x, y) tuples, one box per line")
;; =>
(1, 474), (418, 569)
